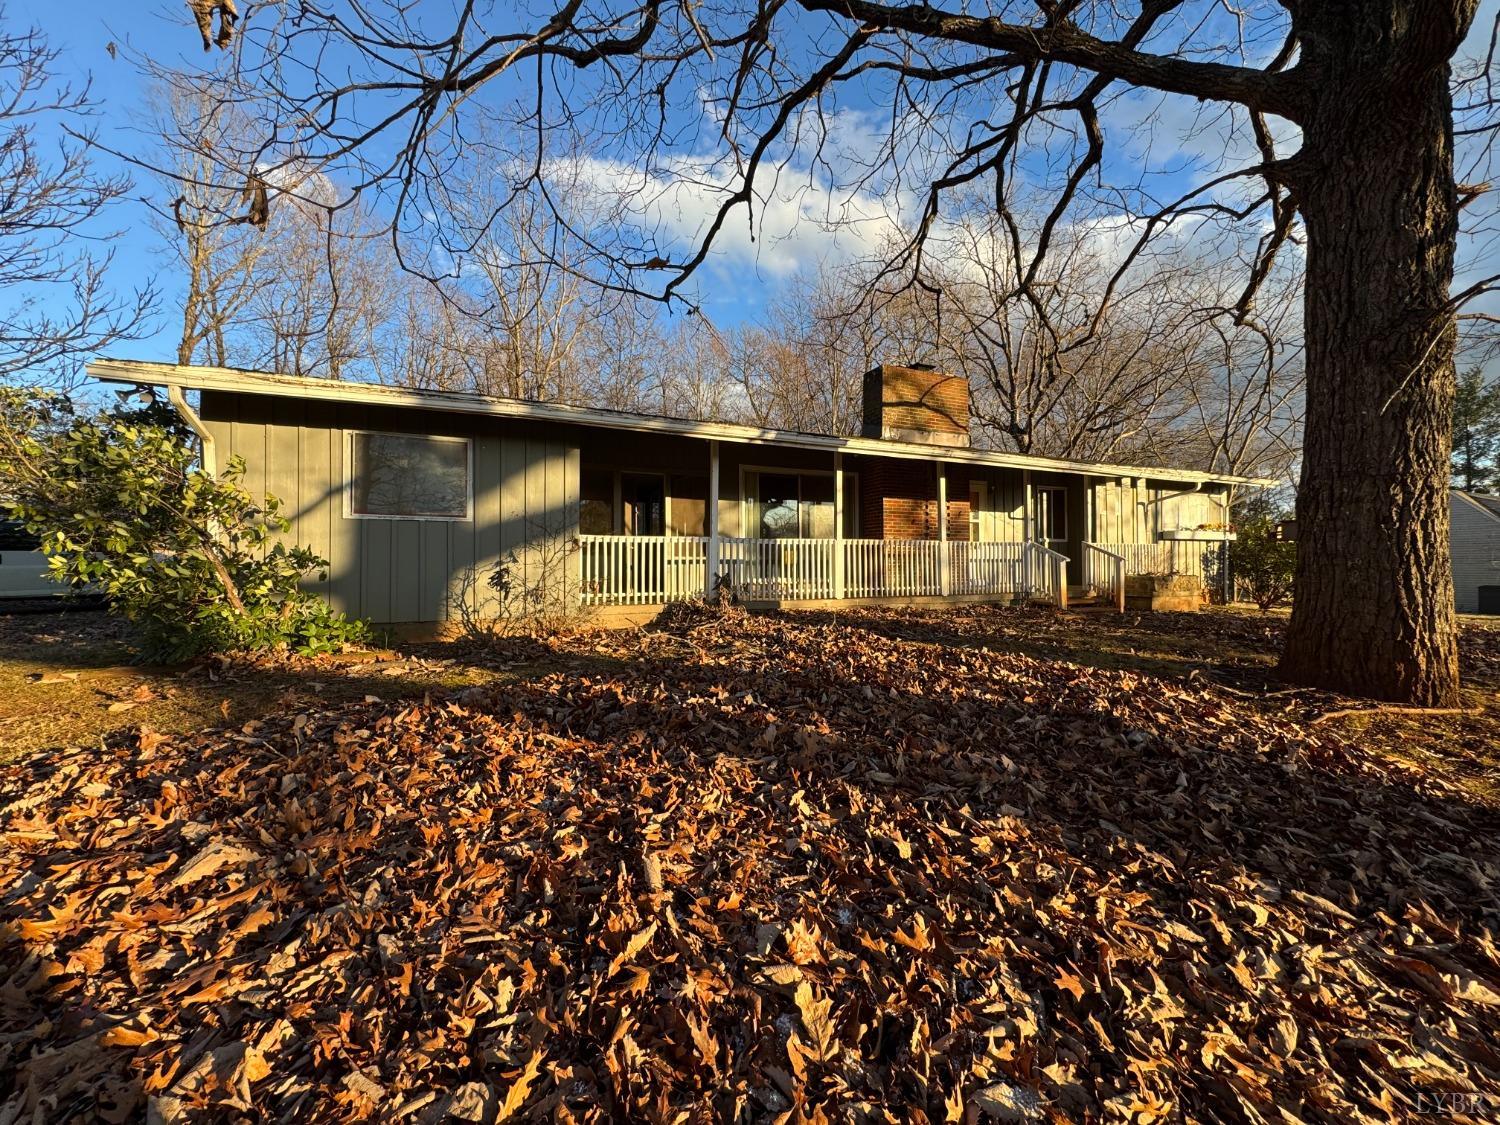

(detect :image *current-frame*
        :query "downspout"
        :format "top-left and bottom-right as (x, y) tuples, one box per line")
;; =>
(168, 385), (216, 477)
(166, 384), (245, 613)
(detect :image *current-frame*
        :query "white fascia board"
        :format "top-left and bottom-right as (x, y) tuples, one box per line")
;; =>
(86, 358), (1275, 488)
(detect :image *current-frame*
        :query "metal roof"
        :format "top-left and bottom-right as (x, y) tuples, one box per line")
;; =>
(87, 358), (1275, 487)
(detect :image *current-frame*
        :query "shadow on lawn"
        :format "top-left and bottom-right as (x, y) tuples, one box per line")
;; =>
(4, 606), (1500, 1119)
(482, 615), (1500, 931)
(4, 598), (1495, 928)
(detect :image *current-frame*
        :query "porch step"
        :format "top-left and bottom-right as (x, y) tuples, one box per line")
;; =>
(1027, 594), (1101, 608)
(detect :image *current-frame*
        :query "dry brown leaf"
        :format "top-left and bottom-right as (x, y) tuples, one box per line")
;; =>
(2, 605), (1497, 1122)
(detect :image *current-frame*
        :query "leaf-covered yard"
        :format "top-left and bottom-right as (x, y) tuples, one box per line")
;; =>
(2, 604), (1499, 1122)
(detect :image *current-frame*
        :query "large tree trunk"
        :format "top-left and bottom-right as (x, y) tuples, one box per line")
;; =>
(1279, 12), (1464, 705)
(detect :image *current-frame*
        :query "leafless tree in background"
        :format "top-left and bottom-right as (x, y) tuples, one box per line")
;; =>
(1176, 266), (1304, 484)
(921, 209), (1302, 475)
(150, 80), (271, 367)
(0, 13), (152, 386)
(373, 280), (487, 392)
(438, 157), (593, 401)
(239, 191), (392, 380)
(930, 212), (1200, 461)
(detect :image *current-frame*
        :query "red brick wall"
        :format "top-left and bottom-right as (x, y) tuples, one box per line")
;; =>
(947, 498), (971, 542)
(862, 366), (970, 445)
(858, 460), (969, 541)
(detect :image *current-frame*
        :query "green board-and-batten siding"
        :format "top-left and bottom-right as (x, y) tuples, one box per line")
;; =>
(199, 391), (580, 624)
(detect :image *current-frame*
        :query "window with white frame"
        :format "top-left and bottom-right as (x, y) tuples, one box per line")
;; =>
(1037, 485), (1068, 541)
(743, 469), (858, 538)
(348, 431), (471, 519)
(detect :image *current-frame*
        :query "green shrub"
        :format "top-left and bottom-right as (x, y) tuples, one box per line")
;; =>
(1228, 515), (1297, 613)
(1, 388), (369, 661)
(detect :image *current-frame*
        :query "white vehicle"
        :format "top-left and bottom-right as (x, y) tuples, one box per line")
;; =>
(0, 523), (65, 599)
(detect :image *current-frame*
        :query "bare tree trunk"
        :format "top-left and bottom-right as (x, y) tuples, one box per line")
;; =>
(1279, 14), (1462, 706)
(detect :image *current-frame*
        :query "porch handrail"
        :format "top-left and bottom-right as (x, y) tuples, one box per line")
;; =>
(1022, 540), (1069, 608)
(1083, 543), (1126, 613)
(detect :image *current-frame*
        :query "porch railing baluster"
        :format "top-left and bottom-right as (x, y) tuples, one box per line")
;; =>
(581, 535), (1083, 608)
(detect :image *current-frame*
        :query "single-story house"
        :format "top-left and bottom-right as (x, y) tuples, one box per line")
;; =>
(1452, 489), (1500, 614)
(87, 358), (1267, 625)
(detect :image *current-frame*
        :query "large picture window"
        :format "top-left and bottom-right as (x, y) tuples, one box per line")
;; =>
(579, 467), (615, 534)
(348, 432), (471, 520)
(744, 469), (858, 539)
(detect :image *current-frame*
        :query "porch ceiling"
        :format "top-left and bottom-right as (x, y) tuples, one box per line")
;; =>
(87, 358), (1275, 488)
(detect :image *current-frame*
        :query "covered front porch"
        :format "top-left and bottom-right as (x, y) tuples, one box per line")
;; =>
(570, 430), (1138, 612)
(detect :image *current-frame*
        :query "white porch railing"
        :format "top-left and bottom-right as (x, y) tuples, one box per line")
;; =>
(578, 534), (1072, 608)
(721, 537), (839, 601)
(1024, 541), (1069, 608)
(1083, 543), (1126, 612)
(947, 541), (1026, 597)
(845, 539), (942, 598)
(1092, 541), (1216, 580)
(578, 535), (709, 605)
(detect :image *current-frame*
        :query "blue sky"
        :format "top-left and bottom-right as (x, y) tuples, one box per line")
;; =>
(10, 0), (1500, 371)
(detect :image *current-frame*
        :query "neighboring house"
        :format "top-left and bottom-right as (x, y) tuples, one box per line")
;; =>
(87, 359), (1265, 625)
(1452, 490), (1500, 614)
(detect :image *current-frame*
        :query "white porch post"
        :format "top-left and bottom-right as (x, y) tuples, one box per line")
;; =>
(937, 463), (950, 596)
(1086, 480), (1098, 594)
(1023, 470), (1034, 542)
(1022, 469), (1035, 593)
(833, 451), (845, 600)
(705, 440), (720, 599)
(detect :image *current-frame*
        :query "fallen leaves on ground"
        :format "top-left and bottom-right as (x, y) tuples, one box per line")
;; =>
(3, 605), (1499, 1122)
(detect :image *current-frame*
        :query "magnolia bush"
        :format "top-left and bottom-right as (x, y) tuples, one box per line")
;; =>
(1, 388), (368, 660)
(1228, 515), (1297, 614)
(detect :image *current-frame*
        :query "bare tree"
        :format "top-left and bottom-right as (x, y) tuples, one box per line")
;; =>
(927, 212), (1192, 460)
(759, 264), (916, 436)
(0, 12), (152, 386)
(926, 210), (1304, 473)
(1176, 271), (1305, 484)
(235, 188), (394, 380)
(373, 279), (489, 392)
(156, 2), (1498, 704)
(149, 80), (272, 366)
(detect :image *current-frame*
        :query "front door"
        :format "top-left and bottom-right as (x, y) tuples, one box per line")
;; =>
(1036, 483), (1085, 584)
(1036, 486), (1067, 547)
(621, 473), (665, 536)
(969, 481), (989, 541)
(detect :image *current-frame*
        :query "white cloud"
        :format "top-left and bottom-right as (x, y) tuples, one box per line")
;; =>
(567, 146), (914, 286)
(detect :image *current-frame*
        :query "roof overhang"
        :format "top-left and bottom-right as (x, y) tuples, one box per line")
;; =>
(87, 358), (1276, 488)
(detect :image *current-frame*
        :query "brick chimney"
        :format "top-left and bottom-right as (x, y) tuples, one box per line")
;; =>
(861, 363), (970, 447)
